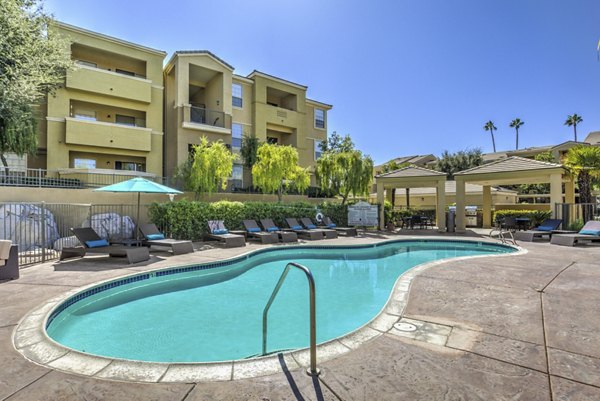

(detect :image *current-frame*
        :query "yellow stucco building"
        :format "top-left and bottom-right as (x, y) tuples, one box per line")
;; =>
(163, 52), (332, 187)
(34, 22), (166, 179)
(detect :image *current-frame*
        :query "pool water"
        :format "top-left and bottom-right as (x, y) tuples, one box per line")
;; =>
(46, 240), (513, 363)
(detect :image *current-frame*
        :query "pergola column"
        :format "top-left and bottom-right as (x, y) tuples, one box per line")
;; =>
(436, 179), (446, 232)
(482, 185), (492, 228)
(550, 173), (562, 218)
(455, 178), (466, 232)
(377, 181), (385, 230)
(564, 177), (575, 204)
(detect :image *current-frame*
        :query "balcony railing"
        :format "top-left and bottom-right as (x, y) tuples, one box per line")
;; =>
(182, 105), (231, 133)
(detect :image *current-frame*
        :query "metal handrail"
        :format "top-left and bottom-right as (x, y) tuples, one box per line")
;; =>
(262, 262), (319, 376)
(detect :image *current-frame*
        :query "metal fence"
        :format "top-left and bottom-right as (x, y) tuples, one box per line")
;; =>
(0, 202), (150, 266)
(554, 203), (600, 230)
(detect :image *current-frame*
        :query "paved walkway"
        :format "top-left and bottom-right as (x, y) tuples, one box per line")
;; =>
(1, 231), (599, 400)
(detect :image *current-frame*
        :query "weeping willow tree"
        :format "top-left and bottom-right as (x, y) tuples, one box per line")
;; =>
(316, 150), (373, 205)
(0, 0), (72, 173)
(177, 137), (236, 198)
(252, 143), (310, 202)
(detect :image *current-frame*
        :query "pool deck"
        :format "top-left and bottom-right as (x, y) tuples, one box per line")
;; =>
(1, 230), (599, 400)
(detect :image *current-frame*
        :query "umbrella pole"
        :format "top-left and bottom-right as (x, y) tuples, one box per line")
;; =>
(136, 192), (140, 240)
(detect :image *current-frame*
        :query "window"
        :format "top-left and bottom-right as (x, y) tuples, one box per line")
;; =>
(314, 109), (325, 129)
(115, 115), (136, 127)
(73, 109), (96, 121)
(115, 161), (145, 172)
(232, 123), (242, 150)
(267, 137), (278, 145)
(314, 139), (322, 160)
(73, 158), (96, 169)
(232, 164), (243, 180)
(232, 83), (243, 108)
(75, 60), (97, 68)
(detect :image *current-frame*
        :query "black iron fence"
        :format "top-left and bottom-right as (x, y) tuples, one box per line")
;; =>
(0, 202), (149, 266)
(554, 203), (600, 230)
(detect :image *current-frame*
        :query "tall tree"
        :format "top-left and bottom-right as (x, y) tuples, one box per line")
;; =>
(564, 114), (583, 142)
(252, 143), (310, 202)
(509, 118), (524, 150)
(318, 131), (354, 154)
(316, 150), (373, 205)
(239, 134), (261, 188)
(563, 145), (600, 221)
(435, 149), (483, 179)
(0, 0), (72, 173)
(177, 137), (236, 198)
(483, 121), (497, 152)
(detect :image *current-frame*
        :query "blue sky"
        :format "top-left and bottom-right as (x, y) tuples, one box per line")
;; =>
(45, 0), (600, 164)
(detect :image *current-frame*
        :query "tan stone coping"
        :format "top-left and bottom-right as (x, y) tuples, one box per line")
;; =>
(12, 237), (526, 383)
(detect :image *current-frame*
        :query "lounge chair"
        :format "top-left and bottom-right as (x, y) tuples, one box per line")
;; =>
(284, 218), (324, 241)
(139, 224), (194, 255)
(513, 219), (562, 242)
(61, 227), (150, 264)
(0, 240), (19, 280)
(300, 217), (338, 239)
(259, 219), (298, 243)
(551, 220), (600, 246)
(322, 217), (358, 237)
(206, 220), (246, 248)
(242, 220), (279, 244)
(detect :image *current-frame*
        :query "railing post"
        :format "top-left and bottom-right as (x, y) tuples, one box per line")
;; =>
(38, 168), (42, 188)
(41, 202), (46, 263)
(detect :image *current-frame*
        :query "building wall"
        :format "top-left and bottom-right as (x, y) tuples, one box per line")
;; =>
(38, 23), (165, 176)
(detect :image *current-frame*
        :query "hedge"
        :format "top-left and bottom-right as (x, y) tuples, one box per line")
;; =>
(148, 200), (351, 240)
(492, 209), (552, 227)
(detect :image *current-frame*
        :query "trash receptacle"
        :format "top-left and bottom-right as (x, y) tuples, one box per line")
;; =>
(446, 210), (455, 233)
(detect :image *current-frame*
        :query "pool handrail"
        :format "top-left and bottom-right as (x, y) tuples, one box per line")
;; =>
(262, 261), (319, 376)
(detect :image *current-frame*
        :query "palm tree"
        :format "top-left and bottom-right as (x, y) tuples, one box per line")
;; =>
(563, 145), (600, 221)
(509, 118), (524, 150)
(564, 114), (583, 142)
(483, 121), (497, 152)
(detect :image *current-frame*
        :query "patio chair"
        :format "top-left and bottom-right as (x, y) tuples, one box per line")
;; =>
(242, 220), (279, 244)
(410, 215), (425, 230)
(513, 219), (562, 242)
(61, 227), (150, 264)
(259, 219), (298, 243)
(322, 217), (358, 237)
(0, 240), (19, 280)
(284, 218), (325, 241)
(550, 220), (600, 246)
(139, 224), (194, 255)
(300, 217), (338, 239)
(205, 220), (246, 248)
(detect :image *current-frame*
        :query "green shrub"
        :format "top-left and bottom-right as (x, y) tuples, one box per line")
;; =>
(149, 200), (341, 240)
(567, 219), (584, 231)
(492, 209), (552, 227)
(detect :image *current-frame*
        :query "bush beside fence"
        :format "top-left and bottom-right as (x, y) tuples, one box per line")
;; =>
(148, 200), (349, 240)
(492, 209), (552, 227)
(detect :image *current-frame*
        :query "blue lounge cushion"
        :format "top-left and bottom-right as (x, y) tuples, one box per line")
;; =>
(327, 223), (337, 228)
(212, 229), (229, 235)
(146, 233), (165, 240)
(579, 229), (600, 236)
(307, 224), (317, 229)
(247, 227), (261, 233)
(536, 225), (554, 232)
(267, 227), (279, 232)
(86, 239), (109, 248)
(291, 225), (303, 230)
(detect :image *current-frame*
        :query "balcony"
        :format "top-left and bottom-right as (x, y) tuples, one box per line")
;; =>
(65, 117), (152, 152)
(181, 105), (231, 135)
(66, 65), (152, 103)
(263, 104), (301, 128)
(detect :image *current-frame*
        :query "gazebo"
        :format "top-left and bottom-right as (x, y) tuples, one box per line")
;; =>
(453, 156), (573, 231)
(375, 166), (447, 231)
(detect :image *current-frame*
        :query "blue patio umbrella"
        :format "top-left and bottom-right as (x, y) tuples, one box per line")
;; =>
(94, 177), (182, 239)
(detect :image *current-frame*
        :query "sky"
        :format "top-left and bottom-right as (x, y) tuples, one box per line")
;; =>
(44, 0), (600, 164)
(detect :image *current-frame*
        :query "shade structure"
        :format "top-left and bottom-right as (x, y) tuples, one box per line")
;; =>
(94, 178), (182, 239)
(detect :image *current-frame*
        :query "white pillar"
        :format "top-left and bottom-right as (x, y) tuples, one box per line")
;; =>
(436, 180), (446, 232)
(550, 173), (562, 218)
(377, 181), (385, 230)
(455, 178), (466, 232)
(482, 185), (492, 228)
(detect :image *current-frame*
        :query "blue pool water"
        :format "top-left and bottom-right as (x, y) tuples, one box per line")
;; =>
(46, 240), (514, 363)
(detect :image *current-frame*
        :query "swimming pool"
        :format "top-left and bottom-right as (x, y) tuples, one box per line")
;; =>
(45, 240), (515, 363)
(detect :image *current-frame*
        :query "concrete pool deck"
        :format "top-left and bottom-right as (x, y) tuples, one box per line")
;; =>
(1, 230), (599, 400)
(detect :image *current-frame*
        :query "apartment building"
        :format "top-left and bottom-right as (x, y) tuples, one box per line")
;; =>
(34, 22), (166, 178)
(163, 52), (332, 187)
